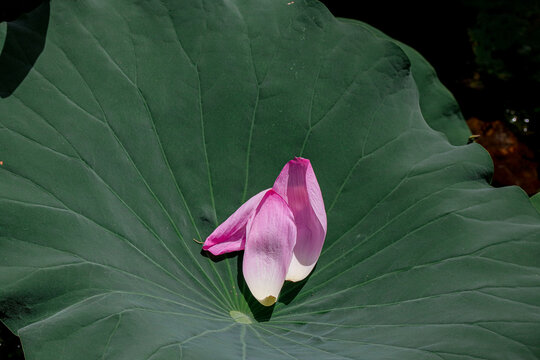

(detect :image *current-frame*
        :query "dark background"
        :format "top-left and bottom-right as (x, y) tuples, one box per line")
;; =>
(322, 0), (540, 194)
(1, 0), (539, 358)
(322, 0), (540, 132)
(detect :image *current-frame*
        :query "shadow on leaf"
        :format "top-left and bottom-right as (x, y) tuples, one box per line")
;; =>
(200, 249), (275, 321)
(277, 268), (313, 305)
(199, 248), (238, 262)
(235, 252), (275, 322)
(0, 0), (49, 98)
(201, 248), (309, 322)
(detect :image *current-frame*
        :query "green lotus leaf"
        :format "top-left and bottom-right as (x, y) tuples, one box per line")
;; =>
(531, 193), (540, 214)
(1, 1), (539, 359)
(340, 18), (472, 145)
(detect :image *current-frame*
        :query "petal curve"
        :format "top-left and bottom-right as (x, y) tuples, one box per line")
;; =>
(243, 190), (296, 306)
(202, 189), (268, 256)
(273, 157), (327, 282)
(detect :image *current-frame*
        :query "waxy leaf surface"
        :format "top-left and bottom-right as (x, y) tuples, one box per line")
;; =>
(1, 1), (539, 359)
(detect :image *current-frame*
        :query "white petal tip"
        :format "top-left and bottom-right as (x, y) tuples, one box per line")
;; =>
(285, 256), (316, 282)
(258, 295), (277, 307)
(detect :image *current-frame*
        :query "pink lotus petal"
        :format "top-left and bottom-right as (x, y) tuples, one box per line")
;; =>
(202, 189), (268, 256)
(273, 157), (327, 282)
(243, 190), (296, 306)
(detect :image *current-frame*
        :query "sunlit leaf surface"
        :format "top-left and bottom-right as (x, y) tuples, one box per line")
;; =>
(1, 1), (539, 359)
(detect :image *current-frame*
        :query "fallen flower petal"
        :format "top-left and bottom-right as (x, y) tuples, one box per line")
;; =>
(243, 190), (296, 306)
(202, 157), (326, 304)
(202, 189), (268, 256)
(273, 157), (327, 282)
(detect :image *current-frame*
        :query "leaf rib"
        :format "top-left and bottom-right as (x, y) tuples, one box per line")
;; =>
(249, 326), (300, 360)
(265, 324), (449, 360)
(1, 236), (229, 318)
(73, 13), (234, 309)
(256, 325), (359, 360)
(101, 313), (122, 360)
(0, 171), (229, 313)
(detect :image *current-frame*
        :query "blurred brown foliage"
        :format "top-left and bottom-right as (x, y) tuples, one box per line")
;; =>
(467, 117), (540, 195)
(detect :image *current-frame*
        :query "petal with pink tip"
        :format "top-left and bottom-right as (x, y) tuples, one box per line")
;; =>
(273, 157), (327, 282)
(202, 189), (268, 256)
(243, 190), (296, 306)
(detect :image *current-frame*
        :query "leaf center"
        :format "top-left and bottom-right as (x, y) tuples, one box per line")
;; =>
(229, 311), (252, 324)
